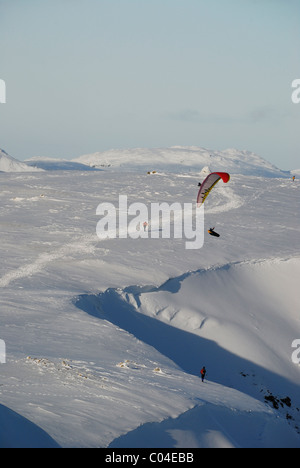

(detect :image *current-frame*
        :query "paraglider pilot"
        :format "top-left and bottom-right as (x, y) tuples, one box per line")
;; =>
(208, 227), (220, 238)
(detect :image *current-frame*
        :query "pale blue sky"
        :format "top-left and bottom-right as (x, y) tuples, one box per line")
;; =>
(0, 0), (299, 169)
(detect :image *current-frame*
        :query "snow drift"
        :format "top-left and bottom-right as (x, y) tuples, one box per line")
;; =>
(76, 257), (300, 448)
(77, 257), (300, 397)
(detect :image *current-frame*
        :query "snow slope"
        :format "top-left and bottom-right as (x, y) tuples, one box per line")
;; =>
(0, 149), (43, 173)
(0, 151), (299, 448)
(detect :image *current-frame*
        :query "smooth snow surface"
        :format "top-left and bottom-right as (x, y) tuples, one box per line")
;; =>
(0, 147), (299, 448)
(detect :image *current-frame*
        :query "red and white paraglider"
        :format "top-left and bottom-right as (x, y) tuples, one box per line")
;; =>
(197, 172), (230, 206)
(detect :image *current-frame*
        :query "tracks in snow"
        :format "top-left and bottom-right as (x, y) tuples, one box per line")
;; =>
(0, 234), (97, 288)
(0, 183), (244, 288)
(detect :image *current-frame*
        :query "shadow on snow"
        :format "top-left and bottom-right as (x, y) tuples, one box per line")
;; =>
(74, 282), (300, 404)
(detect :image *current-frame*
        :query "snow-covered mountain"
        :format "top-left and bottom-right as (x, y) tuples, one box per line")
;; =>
(0, 149), (43, 173)
(73, 146), (289, 177)
(1, 146), (291, 177)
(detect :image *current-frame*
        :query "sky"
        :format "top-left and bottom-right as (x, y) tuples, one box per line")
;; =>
(0, 0), (299, 169)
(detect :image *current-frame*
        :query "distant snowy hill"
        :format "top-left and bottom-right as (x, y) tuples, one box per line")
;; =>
(73, 146), (289, 177)
(0, 149), (43, 173)
(291, 169), (300, 176)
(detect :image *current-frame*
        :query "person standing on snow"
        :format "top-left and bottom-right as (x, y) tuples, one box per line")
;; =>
(200, 366), (206, 382)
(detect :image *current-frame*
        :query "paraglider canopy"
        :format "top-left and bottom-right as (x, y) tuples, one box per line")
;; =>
(197, 172), (230, 206)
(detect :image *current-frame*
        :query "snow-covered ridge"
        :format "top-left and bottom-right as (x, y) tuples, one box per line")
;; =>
(73, 146), (289, 177)
(2, 145), (290, 177)
(0, 148), (42, 172)
(0, 149), (43, 173)
(77, 256), (300, 448)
